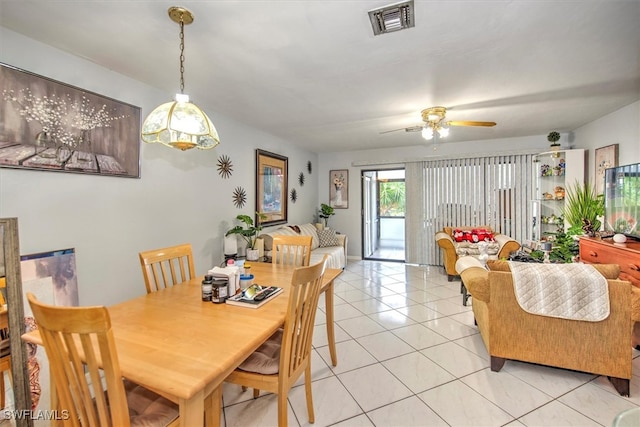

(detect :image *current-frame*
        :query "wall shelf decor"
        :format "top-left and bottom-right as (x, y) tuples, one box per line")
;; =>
(256, 149), (288, 226)
(0, 63), (141, 178)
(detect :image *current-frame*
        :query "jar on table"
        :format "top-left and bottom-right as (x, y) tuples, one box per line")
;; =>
(201, 275), (213, 301)
(211, 278), (228, 304)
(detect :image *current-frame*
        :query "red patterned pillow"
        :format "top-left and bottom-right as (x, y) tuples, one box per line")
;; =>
(472, 228), (495, 242)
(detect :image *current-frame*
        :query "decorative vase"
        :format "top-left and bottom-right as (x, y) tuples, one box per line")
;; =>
(35, 131), (58, 158)
(246, 249), (259, 261)
(550, 144), (560, 152)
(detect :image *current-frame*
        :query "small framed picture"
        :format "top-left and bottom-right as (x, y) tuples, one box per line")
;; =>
(595, 144), (618, 195)
(329, 169), (348, 209)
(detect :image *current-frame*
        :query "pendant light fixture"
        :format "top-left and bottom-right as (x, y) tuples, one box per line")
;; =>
(141, 6), (220, 151)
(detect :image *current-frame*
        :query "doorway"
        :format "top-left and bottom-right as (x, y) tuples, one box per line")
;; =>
(361, 169), (405, 262)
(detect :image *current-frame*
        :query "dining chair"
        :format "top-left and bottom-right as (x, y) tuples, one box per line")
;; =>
(0, 308), (11, 409)
(225, 255), (328, 427)
(26, 292), (180, 427)
(138, 243), (195, 293)
(272, 235), (312, 267)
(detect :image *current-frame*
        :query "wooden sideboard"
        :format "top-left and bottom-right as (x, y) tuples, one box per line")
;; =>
(579, 237), (640, 287)
(580, 236), (640, 348)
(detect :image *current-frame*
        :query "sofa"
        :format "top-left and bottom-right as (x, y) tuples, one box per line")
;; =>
(436, 226), (520, 281)
(456, 256), (640, 396)
(256, 223), (347, 269)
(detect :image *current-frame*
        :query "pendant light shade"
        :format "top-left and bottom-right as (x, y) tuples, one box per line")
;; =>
(141, 6), (220, 151)
(141, 96), (219, 151)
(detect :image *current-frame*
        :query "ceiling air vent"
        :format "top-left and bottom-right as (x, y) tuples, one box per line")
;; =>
(368, 1), (415, 36)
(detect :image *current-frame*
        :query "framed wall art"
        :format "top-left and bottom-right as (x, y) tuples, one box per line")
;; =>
(0, 63), (141, 177)
(330, 169), (349, 208)
(256, 149), (288, 227)
(595, 144), (619, 195)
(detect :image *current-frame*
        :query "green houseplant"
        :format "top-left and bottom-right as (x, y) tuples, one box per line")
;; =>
(226, 213), (267, 259)
(562, 180), (604, 237)
(547, 131), (561, 150)
(318, 203), (335, 227)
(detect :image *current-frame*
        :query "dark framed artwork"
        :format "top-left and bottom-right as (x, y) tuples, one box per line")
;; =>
(256, 149), (288, 226)
(595, 144), (618, 195)
(0, 63), (141, 177)
(330, 169), (349, 208)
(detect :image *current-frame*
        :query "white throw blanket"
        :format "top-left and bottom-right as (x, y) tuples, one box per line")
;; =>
(507, 262), (610, 322)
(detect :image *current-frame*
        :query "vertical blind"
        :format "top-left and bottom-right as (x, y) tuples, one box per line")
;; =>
(405, 154), (535, 265)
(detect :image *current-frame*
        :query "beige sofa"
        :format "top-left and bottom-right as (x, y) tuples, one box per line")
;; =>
(256, 223), (347, 269)
(436, 226), (520, 282)
(456, 256), (640, 396)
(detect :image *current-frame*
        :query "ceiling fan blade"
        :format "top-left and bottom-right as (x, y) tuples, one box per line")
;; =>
(446, 120), (496, 127)
(379, 125), (423, 134)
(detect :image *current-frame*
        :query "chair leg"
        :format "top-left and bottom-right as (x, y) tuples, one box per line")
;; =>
(0, 372), (4, 409)
(253, 388), (260, 398)
(277, 392), (288, 427)
(609, 377), (630, 397)
(490, 356), (506, 372)
(304, 364), (315, 424)
(461, 283), (471, 306)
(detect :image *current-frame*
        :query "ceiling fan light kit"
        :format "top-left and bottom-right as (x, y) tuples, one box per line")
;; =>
(141, 6), (220, 151)
(382, 105), (496, 141)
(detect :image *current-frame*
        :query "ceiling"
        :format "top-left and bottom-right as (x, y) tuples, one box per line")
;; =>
(1, 1), (639, 153)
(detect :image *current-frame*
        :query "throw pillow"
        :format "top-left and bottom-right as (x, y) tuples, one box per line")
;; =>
(317, 229), (339, 247)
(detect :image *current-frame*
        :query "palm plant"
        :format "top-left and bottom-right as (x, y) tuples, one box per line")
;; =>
(562, 180), (604, 237)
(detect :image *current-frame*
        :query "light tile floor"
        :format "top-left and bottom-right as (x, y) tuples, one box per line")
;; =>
(3, 259), (635, 426)
(218, 259), (640, 426)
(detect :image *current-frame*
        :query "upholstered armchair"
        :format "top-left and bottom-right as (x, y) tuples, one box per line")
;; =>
(435, 226), (520, 281)
(456, 257), (640, 396)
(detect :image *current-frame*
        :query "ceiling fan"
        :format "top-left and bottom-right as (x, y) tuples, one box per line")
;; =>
(381, 106), (496, 140)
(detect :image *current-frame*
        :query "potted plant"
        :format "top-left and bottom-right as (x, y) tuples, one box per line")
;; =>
(226, 212), (267, 261)
(547, 131), (561, 150)
(562, 180), (604, 237)
(318, 203), (335, 228)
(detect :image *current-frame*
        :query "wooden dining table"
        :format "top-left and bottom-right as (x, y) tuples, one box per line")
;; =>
(22, 261), (341, 427)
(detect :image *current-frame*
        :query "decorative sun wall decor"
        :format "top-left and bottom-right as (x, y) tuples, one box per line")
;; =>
(217, 154), (233, 179)
(290, 188), (297, 203)
(307, 160), (312, 174)
(233, 186), (247, 208)
(298, 172), (305, 186)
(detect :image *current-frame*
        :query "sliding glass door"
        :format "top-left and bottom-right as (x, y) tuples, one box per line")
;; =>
(361, 169), (405, 262)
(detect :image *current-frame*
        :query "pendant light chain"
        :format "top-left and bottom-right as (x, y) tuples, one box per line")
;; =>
(141, 6), (220, 150)
(179, 15), (186, 94)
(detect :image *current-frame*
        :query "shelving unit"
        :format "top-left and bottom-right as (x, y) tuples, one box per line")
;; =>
(531, 149), (585, 243)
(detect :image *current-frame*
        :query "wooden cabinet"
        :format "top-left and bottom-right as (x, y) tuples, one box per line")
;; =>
(531, 149), (585, 243)
(579, 237), (640, 287)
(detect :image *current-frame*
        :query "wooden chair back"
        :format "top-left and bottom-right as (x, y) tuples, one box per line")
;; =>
(0, 308), (11, 409)
(225, 255), (328, 426)
(272, 235), (312, 267)
(280, 254), (326, 384)
(26, 292), (131, 427)
(138, 243), (195, 293)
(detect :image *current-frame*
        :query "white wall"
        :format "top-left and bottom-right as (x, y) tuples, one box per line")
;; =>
(571, 100), (640, 180)
(319, 105), (640, 259)
(0, 28), (319, 306)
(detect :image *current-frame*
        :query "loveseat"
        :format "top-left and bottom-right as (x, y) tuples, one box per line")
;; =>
(436, 226), (520, 281)
(256, 223), (347, 269)
(456, 256), (640, 396)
